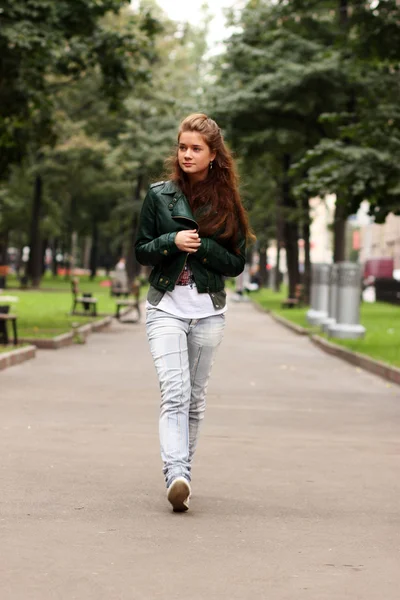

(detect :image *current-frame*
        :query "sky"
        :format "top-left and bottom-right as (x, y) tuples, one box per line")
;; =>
(154, 0), (243, 52)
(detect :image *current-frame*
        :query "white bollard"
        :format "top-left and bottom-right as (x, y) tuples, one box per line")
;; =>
(321, 263), (339, 333)
(328, 262), (366, 339)
(307, 263), (331, 326)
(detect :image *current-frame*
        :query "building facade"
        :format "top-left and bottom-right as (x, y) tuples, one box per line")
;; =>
(359, 212), (400, 270)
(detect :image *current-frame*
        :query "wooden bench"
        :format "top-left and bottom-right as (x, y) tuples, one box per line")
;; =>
(111, 280), (129, 298)
(71, 278), (98, 317)
(111, 270), (129, 298)
(0, 306), (18, 345)
(115, 281), (141, 323)
(281, 284), (304, 309)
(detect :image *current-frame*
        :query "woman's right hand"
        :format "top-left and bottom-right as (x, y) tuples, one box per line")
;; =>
(174, 230), (201, 253)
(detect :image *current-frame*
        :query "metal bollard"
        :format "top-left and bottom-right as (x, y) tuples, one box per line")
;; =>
(268, 267), (275, 290)
(328, 262), (366, 339)
(306, 263), (330, 326)
(321, 263), (339, 333)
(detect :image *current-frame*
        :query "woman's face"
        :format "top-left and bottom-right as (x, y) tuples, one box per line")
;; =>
(178, 131), (216, 182)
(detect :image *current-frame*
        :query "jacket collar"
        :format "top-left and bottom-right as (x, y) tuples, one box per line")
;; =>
(162, 180), (198, 227)
(161, 180), (179, 195)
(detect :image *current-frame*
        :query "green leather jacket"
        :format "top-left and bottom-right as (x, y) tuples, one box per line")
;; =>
(135, 180), (246, 309)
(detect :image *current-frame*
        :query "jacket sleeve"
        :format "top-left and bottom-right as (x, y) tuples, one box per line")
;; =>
(135, 188), (181, 267)
(193, 235), (246, 277)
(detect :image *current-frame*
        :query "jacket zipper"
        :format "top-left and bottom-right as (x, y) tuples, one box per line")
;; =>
(172, 215), (199, 283)
(175, 252), (189, 284)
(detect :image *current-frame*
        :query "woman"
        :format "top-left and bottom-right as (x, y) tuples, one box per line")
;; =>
(135, 113), (254, 512)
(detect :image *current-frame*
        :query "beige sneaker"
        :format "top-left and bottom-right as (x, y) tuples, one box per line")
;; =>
(167, 477), (191, 512)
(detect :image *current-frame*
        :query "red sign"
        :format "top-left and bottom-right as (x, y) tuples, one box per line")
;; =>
(353, 230), (360, 250)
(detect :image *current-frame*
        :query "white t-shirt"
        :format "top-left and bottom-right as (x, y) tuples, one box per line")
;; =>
(146, 263), (226, 319)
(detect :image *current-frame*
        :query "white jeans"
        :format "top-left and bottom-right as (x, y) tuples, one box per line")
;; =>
(146, 308), (225, 488)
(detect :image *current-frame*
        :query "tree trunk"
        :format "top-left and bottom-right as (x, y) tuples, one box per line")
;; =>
(0, 232), (8, 265)
(303, 224), (311, 304)
(71, 231), (78, 273)
(89, 220), (99, 280)
(27, 174), (43, 288)
(18, 244), (25, 278)
(41, 237), (48, 275)
(126, 174), (144, 284)
(333, 199), (346, 262)
(302, 197), (311, 304)
(83, 236), (92, 270)
(64, 197), (76, 279)
(333, 0), (349, 263)
(274, 192), (283, 292)
(339, 0), (348, 26)
(126, 212), (139, 283)
(284, 221), (300, 299)
(51, 238), (59, 277)
(0, 231), (9, 288)
(282, 154), (299, 298)
(258, 245), (268, 288)
(274, 246), (281, 291)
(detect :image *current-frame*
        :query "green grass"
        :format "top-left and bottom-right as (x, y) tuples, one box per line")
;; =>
(0, 344), (29, 354)
(251, 287), (400, 368)
(1, 276), (148, 340)
(331, 303), (400, 368)
(6, 291), (115, 339)
(251, 287), (314, 330)
(6, 272), (110, 292)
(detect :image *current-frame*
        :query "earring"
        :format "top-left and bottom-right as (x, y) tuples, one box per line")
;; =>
(209, 161), (213, 170)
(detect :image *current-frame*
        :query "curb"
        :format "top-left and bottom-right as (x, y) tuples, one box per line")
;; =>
(251, 299), (400, 387)
(91, 316), (113, 332)
(269, 312), (309, 336)
(75, 323), (92, 343)
(0, 345), (36, 371)
(311, 335), (400, 387)
(19, 316), (113, 349)
(118, 305), (140, 319)
(251, 301), (270, 315)
(19, 332), (74, 349)
(113, 304), (142, 323)
(250, 301), (309, 336)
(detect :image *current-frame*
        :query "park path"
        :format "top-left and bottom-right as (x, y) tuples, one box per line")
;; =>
(1, 299), (399, 599)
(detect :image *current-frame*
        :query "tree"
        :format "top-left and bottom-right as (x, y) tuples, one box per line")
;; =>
(238, 154), (279, 288)
(107, 7), (209, 283)
(292, 0), (400, 240)
(0, 1), (160, 284)
(0, 0), (155, 177)
(3, 2), (210, 285)
(211, 0), (346, 297)
(212, 0), (400, 297)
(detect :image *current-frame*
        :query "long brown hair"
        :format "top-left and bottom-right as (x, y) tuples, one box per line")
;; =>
(166, 113), (255, 252)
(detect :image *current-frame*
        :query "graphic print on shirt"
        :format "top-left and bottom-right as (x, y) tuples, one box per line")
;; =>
(176, 262), (195, 288)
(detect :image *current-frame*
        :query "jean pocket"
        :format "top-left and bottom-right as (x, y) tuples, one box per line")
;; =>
(146, 307), (159, 323)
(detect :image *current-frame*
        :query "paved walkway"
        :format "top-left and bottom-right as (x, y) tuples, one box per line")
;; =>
(1, 300), (399, 599)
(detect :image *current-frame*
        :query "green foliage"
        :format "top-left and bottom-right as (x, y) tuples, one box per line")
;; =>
(12, 290), (115, 339)
(213, 0), (400, 278)
(238, 154), (278, 245)
(210, 0), (344, 293)
(251, 286), (312, 329)
(0, 0), (158, 178)
(3, 272), (148, 338)
(213, 1), (346, 154)
(5, 285), (116, 339)
(3, 0), (400, 281)
(2, 1), (209, 281)
(288, 0), (400, 221)
(95, 8), (209, 257)
(252, 287), (400, 368)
